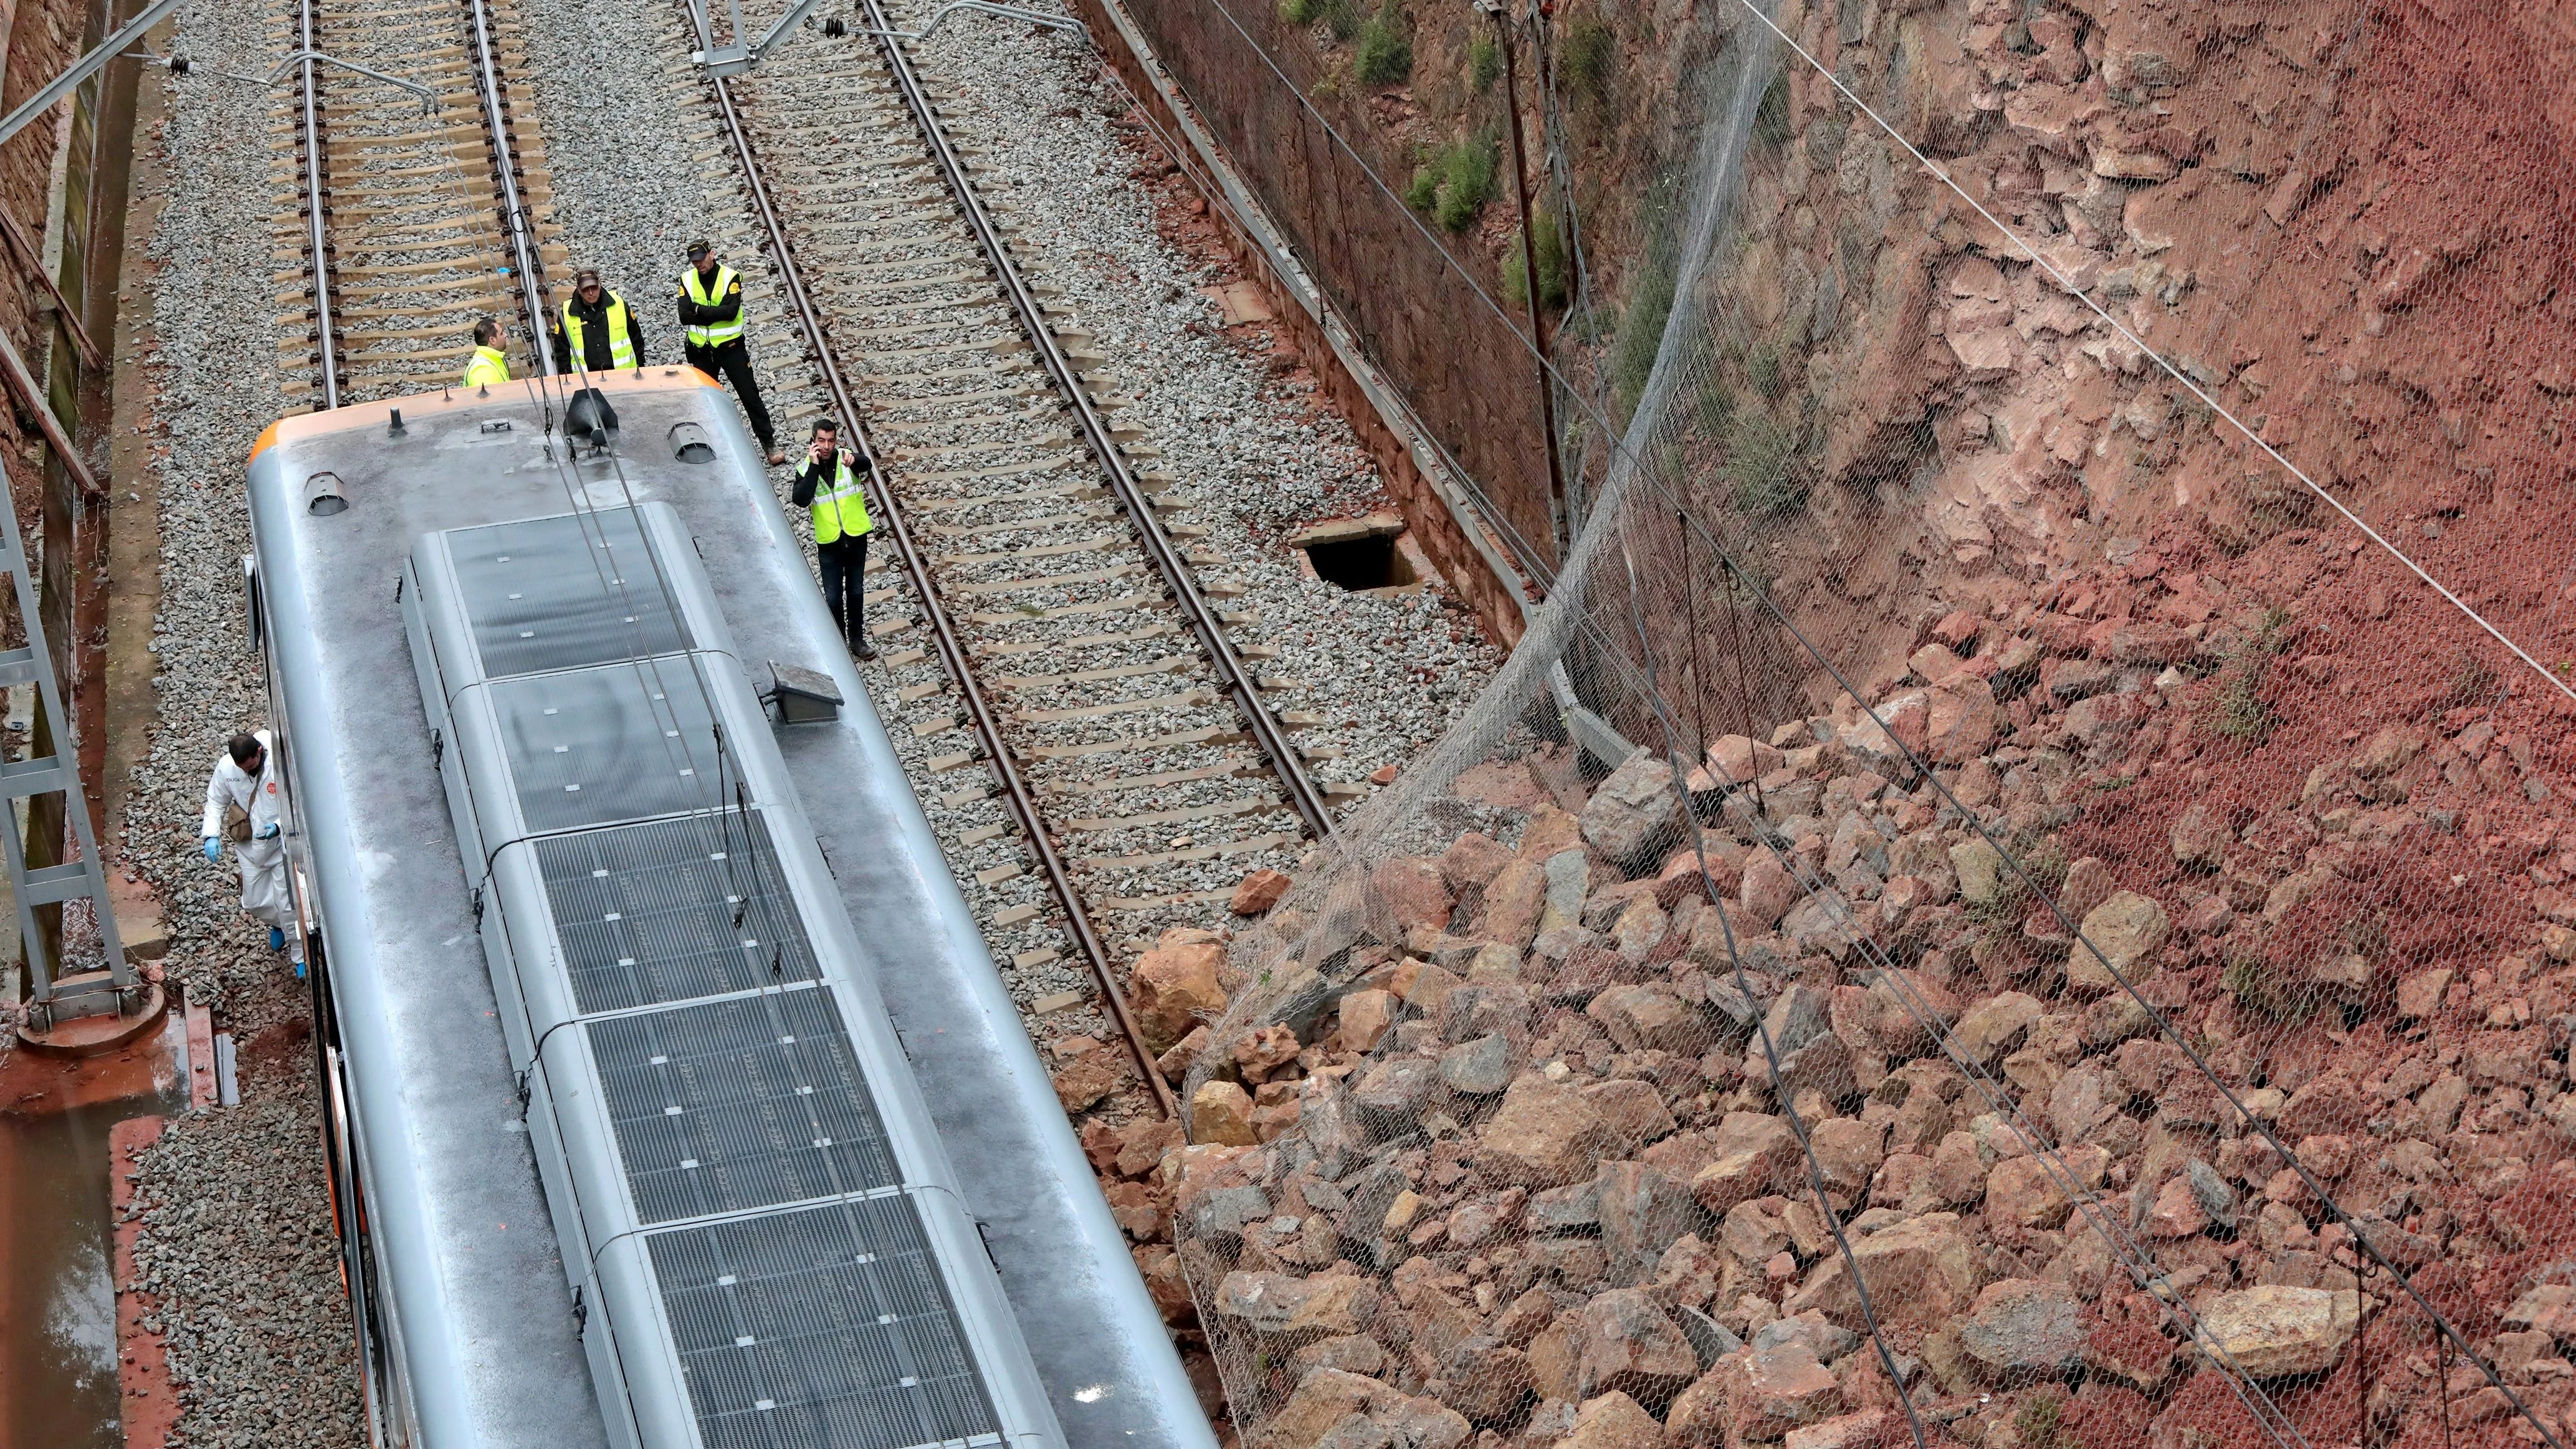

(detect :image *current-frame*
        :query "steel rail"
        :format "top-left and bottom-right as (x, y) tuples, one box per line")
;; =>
(297, 0), (340, 408)
(848, 0), (1338, 844)
(689, 52), (1178, 1119)
(464, 0), (555, 373)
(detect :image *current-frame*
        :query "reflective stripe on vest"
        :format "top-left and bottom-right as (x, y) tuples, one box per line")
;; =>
(681, 265), (743, 349)
(561, 294), (636, 371)
(462, 347), (509, 388)
(811, 456), (873, 546)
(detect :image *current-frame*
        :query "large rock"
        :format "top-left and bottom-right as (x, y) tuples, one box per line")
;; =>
(1440, 1034), (1515, 1094)
(1191, 1080), (1258, 1146)
(1783, 1212), (1982, 1330)
(1691, 1112), (1801, 1213)
(1851, 969), (1961, 1056)
(1562, 1390), (1667, 1449)
(1266, 1369), (1471, 1449)
(1952, 990), (2043, 1068)
(1129, 940), (1229, 1051)
(2197, 1286), (2360, 1377)
(1742, 856), (1801, 927)
(1211, 1271), (1377, 1337)
(1436, 1337), (1533, 1424)
(1583, 752), (1685, 870)
(1479, 1074), (1618, 1187)
(1579, 1288), (1700, 1403)
(1481, 858), (1550, 945)
(1983, 1155), (2071, 1229)
(2071, 891), (2168, 990)
(1596, 1162), (1708, 1281)
(1373, 856), (1456, 934)
(1807, 1117), (1888, 1197)
(2169, 803), (2230, 869)
(1729, 1341), (1844, 1442)
(1666, 1364), (1733, 1447)
(1957, 1278), (2084, 1374)
(1950, 838), (2007, 905)
(1590, 982), (1706, 1054)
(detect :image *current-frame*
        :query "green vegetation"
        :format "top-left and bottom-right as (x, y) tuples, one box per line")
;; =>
(1501, 208), (1568, 309)
(1752, 69), (1791, 146)
(1405, 133), (1499, 232)
(1468, 32), (1500, 92)
(2207, 606), (2291, 743)
(1562, 17), (1614, 103)
(1723, 413), (1805, 519)
(1747, 342), (1785, 399)
(2223, 950), (2315, 1025)
(1284, 0), (1361, 39)
(1353, 3), (1411, 84)
(1694, 377), (1735, 439)
(2015, 1395), (2075, 1449)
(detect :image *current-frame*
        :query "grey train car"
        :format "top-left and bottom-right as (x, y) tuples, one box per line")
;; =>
(242, 370), (1214, 1449)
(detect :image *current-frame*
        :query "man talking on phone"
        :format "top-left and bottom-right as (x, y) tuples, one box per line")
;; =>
(791, 419), (877, 661)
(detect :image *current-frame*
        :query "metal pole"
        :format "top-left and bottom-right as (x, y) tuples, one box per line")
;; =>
(1487, 1), (1568, 557)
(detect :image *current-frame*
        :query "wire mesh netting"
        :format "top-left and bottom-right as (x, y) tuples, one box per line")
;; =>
(1120, 0), (2576, 1445)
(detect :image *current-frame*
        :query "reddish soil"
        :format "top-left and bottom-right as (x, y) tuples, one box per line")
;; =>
(111, 1115), (175, 1449)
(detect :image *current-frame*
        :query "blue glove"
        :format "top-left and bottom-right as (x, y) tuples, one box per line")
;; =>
(255, 821), (280, 840)
(201, 836), (221, 863)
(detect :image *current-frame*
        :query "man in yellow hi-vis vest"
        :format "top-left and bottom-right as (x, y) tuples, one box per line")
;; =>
(462, 318), (510, 390)
(553, 267), (646, 376)
(677, 239), (783, 465)
(789, 419), (878, 660)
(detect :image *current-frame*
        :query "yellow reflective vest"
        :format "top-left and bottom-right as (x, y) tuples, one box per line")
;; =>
(560, 294), (637, 372)
(811, 455), (873, 546)
(462, 346), (509, 388)
(680, 264), (745, 349)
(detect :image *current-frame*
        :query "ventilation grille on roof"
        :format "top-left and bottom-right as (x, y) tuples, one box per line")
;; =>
(588, 987), (900, 1223)
(534, 813), (818, 1013)
(648, 1195), (1002, 1449)
(447, 511), (690, 677)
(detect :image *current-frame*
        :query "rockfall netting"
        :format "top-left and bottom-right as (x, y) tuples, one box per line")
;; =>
(1140, 0), (2576, 1447)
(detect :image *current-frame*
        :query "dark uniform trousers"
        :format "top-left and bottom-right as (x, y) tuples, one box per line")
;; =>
(817, 535), (870, 644)
(686, 338), (776, 454)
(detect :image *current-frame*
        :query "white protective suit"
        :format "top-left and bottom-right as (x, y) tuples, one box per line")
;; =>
(201, 729), (300, 959)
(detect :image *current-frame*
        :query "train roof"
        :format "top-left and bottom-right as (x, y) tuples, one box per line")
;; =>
(246, 371), (1214, 1449)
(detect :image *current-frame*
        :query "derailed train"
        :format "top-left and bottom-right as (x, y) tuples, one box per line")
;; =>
(241, 369), (1213, 1449)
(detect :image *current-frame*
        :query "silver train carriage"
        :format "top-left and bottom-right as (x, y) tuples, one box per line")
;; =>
(242, 369), (1214, 1449)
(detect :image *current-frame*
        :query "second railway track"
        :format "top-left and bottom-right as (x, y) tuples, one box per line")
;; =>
(275, 0), (564, 408)
(673, 0), (1362, 1112)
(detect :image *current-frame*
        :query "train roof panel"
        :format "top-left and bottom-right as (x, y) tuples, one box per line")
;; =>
(245, 374), (1211, 1449)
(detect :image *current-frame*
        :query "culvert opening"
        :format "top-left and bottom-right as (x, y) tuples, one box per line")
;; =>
(1300, 531), (1418, 591)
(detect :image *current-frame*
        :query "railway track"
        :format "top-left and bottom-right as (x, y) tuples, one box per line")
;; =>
(274, 0), (566, 408)
(673, 0), (1362, 1114)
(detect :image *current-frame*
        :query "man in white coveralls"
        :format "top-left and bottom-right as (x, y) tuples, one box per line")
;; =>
(199, 730), (303, 977)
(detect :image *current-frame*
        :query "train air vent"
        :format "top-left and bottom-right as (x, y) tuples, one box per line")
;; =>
(305, 471), (348, 516)
(767, 661), (843, 724)
(669, 422), (717, 464)
(646, 1196), (1001, 1448)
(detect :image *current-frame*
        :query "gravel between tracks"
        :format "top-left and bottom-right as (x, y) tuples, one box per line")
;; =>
(125, 1094), (363, 1449)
